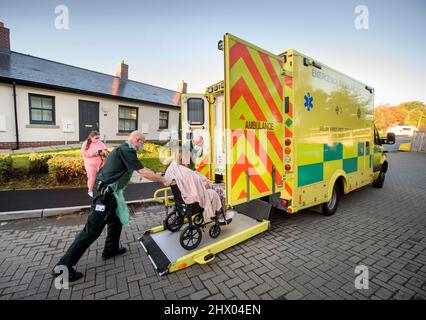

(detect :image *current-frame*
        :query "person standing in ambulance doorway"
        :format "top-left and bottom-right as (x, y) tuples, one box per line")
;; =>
(182, 134), (204, 170)
(52, 131), (172, 282)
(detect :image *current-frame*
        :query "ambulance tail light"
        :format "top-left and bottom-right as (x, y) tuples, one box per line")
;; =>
(285, 164), (291, 171)
(281, 199), (288, 207)
(285, 148), (291, 155)
(285, 139), (291, 146)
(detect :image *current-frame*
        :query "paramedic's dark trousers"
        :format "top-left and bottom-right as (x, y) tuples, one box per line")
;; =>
(58, 185), (122, 268)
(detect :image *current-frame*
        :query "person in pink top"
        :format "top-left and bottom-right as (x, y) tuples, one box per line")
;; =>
(81, 131), (109, 197)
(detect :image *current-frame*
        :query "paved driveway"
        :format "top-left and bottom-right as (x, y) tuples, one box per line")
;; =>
(0, 152), (425, 300)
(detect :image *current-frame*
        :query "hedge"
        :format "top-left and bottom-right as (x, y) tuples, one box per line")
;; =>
(141, 142), (163, 154)
(47, 156), (86, 183)
(0, 154), (13, 182)
(28, 153), (53, 174)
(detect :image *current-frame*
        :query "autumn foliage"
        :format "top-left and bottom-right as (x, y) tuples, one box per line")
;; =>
(375, 101), (426, 133)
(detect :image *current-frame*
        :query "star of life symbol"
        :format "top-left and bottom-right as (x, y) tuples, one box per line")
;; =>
(304, 93), (314, 111)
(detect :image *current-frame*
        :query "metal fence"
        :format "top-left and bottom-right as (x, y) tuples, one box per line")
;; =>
(411, 132), (426, 152)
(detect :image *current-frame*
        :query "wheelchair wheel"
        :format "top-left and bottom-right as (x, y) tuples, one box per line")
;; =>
(209, 224), (221, 239)
(180, 225), (202, 250)
(193, 212), (204, 227)
(163, 211), (184, 232)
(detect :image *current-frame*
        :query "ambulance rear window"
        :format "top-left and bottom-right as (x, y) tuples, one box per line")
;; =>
(187, 98), (204, 125)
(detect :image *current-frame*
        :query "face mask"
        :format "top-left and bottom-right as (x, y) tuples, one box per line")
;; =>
(139, 143), (144, 151)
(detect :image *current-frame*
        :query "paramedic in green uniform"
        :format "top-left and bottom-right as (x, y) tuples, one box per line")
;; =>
(53, 131), (171, 282)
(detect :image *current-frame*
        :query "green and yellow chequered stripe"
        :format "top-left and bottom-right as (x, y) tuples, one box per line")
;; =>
(297, 141), (372, 187)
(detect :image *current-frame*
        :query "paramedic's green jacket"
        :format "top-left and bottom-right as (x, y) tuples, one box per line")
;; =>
(97, 142), (144, 185)
(96, 142), (144, 225)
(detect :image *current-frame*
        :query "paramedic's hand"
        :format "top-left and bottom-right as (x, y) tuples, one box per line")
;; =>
(163, 179), (172, 187)
(138, 167), (168, 184)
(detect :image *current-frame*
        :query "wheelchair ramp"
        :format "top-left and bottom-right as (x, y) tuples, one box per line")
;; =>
(139, 212), (269, 275)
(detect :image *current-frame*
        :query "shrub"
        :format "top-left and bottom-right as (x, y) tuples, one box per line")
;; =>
(0, 154), (13, 182)
(142, 142), (162, 154)
(136, 153), (164, 173)
(28, 153), (52, 174)
(47, 156), (86, 184)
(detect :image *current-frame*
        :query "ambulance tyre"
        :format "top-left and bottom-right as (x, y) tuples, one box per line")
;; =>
(164, 211), (183, 232)
(209, 224), (221, 239)
(321, 184), (340, 216)
(373, 170), (385, 188)
(180, 225), (202, 250)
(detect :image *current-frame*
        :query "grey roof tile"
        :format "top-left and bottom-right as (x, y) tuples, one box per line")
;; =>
(0, 49), (181, 107)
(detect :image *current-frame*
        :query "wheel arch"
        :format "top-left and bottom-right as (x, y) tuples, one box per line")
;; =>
(327, 170), (348, 202)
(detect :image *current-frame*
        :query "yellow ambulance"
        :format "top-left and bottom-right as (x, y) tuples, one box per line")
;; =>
(140, 34), (395, 275)
(183, 33), (395, 216)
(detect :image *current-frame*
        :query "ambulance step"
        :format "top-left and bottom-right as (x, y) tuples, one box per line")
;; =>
(234, 199), (272, 221)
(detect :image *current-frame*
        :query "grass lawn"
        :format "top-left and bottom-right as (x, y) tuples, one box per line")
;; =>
(1, 144), (165, 190)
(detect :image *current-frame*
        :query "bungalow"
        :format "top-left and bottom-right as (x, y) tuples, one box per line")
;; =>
(0, 22), (185, 149)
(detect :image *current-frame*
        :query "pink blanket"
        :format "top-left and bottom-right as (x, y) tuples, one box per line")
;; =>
(165, 162), (221, 221)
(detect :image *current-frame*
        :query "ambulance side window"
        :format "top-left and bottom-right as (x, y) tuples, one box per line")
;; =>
(187, 98), (204, 125)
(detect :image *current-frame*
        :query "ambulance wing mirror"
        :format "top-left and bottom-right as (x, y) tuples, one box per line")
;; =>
(218, 40), (224, 51)
(385, 132), (396, 145)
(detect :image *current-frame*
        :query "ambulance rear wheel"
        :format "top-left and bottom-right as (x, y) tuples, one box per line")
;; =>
(180, 225), (202, 250)
(321, 184), (340, 216)
(164, 211), (183, 232)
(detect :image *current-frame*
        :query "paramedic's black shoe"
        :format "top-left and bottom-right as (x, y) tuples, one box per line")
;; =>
(102, 247), (127, 260)
(51, 266), (83, 282)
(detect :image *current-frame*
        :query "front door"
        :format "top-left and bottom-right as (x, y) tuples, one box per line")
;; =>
(79, 100), (99, 141)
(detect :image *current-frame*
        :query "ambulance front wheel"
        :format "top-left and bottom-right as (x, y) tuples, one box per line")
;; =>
(321, 184), (340, 216)
(372, 170), (385, 188)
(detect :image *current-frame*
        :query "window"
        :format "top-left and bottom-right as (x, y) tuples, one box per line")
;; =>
(29, 94), (55, 125)
(118, 106), (138, 132)
(159, 110), (169, 129)
(187, 98), (204, 125)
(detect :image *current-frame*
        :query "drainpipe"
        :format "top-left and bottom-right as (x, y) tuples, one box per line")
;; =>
(12, 82), (19, 150)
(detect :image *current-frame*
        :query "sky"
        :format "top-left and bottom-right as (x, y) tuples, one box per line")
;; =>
(0, 0), (425, 106)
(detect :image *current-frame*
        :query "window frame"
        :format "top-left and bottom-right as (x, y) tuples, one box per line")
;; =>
(159, 110), (169, 130)
(118, 105), (138, 133)
(28, 93), (56, 125)
(187, 98), (205, 125)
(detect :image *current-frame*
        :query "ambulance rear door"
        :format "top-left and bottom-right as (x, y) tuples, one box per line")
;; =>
(223, 34), (285, 206)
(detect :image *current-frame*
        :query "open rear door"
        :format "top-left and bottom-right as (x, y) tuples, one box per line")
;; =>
(224, 34), (285, 206)
(181, 94), (211, 179)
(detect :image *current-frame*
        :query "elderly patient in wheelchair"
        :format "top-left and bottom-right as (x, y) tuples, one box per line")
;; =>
(161, 157), (235, 250)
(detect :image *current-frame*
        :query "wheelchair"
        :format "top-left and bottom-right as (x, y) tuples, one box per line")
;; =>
(163, 183), (232, 251)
